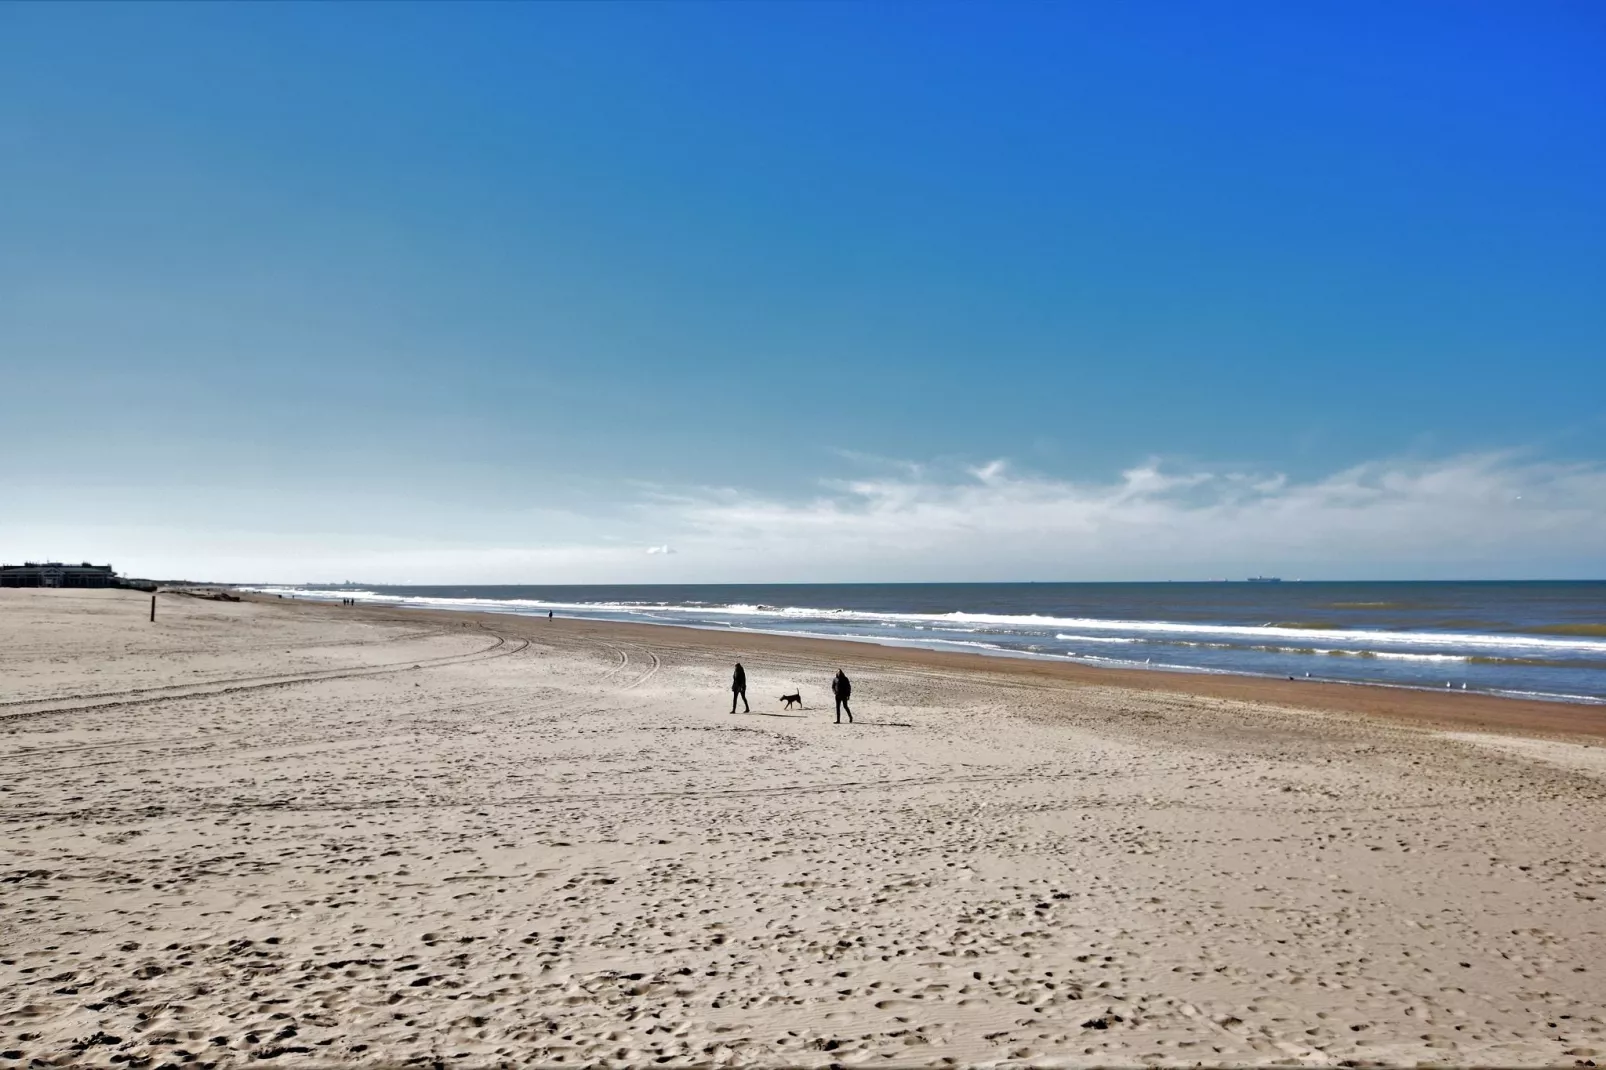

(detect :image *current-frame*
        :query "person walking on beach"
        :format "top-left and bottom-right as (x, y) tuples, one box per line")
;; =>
(832, 669), (853, 724)
(731, 662), (750, 714)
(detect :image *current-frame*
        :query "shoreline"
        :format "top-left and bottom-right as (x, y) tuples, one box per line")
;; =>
(245, 591), (1606, 741)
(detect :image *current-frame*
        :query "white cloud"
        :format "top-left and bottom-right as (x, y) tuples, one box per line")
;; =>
(6, 450), (1601, 582)
(652, 451), (1606, 580)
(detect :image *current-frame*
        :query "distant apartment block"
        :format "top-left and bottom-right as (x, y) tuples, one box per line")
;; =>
(0, 562), (118, 588)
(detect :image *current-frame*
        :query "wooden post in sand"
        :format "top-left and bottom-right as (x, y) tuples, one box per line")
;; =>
(150, 595), (156, 622)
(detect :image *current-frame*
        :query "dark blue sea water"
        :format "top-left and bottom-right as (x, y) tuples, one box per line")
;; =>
(247, 582), (1606, 705)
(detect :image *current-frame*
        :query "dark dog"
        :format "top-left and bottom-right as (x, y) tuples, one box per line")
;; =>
(780, 691), (803, 709)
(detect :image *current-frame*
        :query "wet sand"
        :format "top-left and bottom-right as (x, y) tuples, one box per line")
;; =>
(3, 588), (1604, 1067)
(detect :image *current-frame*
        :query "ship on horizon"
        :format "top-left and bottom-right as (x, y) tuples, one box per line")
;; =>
(1245, 576), (1283, 583)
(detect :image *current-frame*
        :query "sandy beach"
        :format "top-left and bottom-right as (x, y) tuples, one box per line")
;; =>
(3, 587), (1605, 1067)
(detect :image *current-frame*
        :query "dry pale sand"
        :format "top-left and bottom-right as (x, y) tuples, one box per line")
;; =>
(3, 589), (1605, 1068)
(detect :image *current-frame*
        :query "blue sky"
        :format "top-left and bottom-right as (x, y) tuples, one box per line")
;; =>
(2, 2), (1603, 582)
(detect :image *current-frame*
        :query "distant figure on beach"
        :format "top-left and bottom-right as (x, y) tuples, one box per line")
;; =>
(731, 662), (749, 714)
(548, 610), (553, 619)
(832, 670), (853, 724)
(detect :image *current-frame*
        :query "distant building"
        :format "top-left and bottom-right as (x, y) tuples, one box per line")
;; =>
(0, 562), (118, 588)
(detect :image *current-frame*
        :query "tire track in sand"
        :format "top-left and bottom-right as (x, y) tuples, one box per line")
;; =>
(591, 647), (630, 683)
(0, 634), (528, 724)
(0, 632), (450, 711)
(621, 650), (662, 690)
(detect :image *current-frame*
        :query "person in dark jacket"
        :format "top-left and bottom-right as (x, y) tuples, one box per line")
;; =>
(831, 669), (853, 724)
(731, 663), (750, 714)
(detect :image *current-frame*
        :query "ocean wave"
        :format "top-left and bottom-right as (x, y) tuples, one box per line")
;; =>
(718, 607), (1606, 656)
(1366, 651), (1470, 663)
(1488, 688), (1606, 705)
(250, 587), (1606, 656)
(1528, 624), (1606, 638)
(638, 602), (1605, 656)
(1054, 633), (1142, 643)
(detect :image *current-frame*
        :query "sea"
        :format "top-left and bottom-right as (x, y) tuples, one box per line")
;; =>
(244, 582), (1606, 705)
